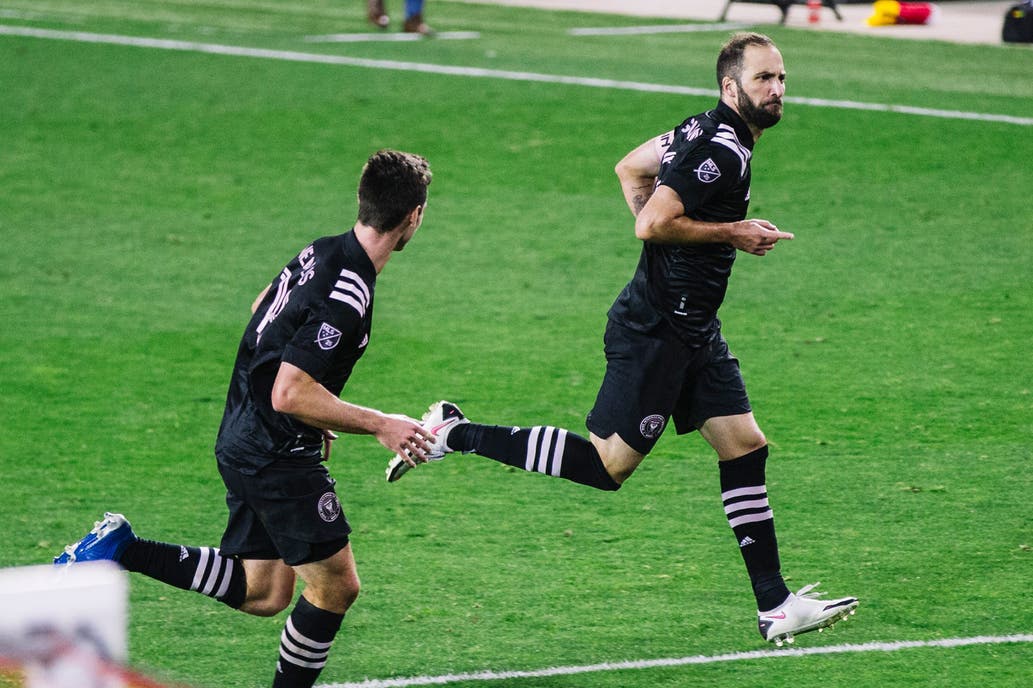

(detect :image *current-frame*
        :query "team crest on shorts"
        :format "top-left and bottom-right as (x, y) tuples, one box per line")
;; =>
(639, 414), (666, 440)
(694, 158), (721, 183)
(317, 492), (341, 522)
(316, 322), (342, 350)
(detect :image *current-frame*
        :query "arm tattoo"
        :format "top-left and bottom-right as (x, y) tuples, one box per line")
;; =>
(632, 194), (649, 215)
(631, 183), (653, 215)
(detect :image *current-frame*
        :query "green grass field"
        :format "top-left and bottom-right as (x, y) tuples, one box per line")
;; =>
(2, 1), (1031, 687)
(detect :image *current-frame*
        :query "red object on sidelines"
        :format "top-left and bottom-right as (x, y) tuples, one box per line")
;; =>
(897, 2), (936, 23)
(807, 0), (822, 24)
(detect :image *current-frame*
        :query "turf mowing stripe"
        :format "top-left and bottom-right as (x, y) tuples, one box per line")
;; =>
(319, 634), (1033, 688)
(304, 31), (482, 43)
(3, 24), (1033, 127)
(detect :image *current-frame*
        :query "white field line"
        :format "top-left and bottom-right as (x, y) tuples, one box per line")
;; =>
(569, 22), (749, 35)
(319, 634), (1033, 688)
(2, 24), (1033, 127)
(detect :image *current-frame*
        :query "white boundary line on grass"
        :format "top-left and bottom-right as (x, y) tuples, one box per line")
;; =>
(2, 24), (1033, 127)
(569, 22), (749, 36)
(320, 634), (1033, 688)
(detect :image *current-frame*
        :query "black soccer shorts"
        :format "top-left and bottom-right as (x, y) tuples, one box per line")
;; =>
(586, 319), (752, 455)
(217, 460), (351, 567)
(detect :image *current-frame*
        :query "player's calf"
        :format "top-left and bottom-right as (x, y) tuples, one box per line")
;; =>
(54, 512), (248, 610)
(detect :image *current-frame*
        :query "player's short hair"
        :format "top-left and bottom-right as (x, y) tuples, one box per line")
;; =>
(716, 32), (777, 88)
(357, 149), (432, 232)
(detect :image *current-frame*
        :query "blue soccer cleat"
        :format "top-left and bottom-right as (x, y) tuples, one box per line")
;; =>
(54, 512), (137, 566)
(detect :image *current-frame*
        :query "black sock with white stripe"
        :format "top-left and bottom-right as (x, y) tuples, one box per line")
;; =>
(719, 446), (791, 612)
(449, 424), (620, 491)
(119, 541), (247, 609)
(273, 595), (343, 688)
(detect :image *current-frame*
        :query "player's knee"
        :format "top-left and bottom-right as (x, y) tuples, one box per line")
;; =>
(602, 465), (628, 489)
(743, 434), (767, 455)
(308, 576), (360, 615)
(241, 587), (294, 617)
(730, 421), (766, 453)
(336, 571), (361, 607)
(703, 416), (767, 460)
(341, 578), (361, 609)
(596, 441), (642, 489)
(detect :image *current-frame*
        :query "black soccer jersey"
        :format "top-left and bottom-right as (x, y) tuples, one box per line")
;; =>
(608, 101), (755, 347)
(215, 229), (375, 473)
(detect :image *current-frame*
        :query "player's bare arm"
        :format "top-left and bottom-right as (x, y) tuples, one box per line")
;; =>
(250, 285), (271, 314)
(635, 185), (794, 255)
(615, 137), (663, 217)
(270, 361), (433, 461)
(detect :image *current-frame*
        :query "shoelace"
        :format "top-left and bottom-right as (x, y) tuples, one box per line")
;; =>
(61, 519), (106, 559)
(795, 582), (827, 600)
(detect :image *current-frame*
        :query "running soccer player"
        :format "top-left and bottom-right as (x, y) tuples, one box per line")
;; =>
(55, 150), (437, 688)
(389, 33), (858, 646)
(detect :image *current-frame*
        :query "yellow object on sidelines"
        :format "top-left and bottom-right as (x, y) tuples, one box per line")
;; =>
(868, 0), (939, 26)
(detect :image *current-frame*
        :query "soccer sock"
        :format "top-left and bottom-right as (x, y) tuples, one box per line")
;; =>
(272, 595), (344, 688)
(119, 540), (247, 610)
(448, 423), (620, 491)
(718, 446), (791, 612)
(404, 0), (421, 19)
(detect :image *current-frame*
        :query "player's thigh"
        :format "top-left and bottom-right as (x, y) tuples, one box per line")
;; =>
(699, 412), (766, 460)
(218, 462), (282, 560)
(293, 542), (360, 614)
(232, 461), (353, 568)
(676, 336), (753, 435)
(587, 320), (688, 457)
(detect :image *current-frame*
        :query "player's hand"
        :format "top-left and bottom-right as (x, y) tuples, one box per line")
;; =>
(730, 219), (794, 256)
(321, 430), (338, 461)
(377, 414), (435, 466)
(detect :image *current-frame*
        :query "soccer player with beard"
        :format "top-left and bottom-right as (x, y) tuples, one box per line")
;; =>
(389, 33), (859, 645)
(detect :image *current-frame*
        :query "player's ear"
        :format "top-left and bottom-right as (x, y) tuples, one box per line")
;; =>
(721, 76), (738, 101)
(392, 205), (421, 233)
(409, 205), (424, 229)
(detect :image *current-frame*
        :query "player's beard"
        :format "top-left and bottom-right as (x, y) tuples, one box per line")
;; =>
(738, 88), (782, 131)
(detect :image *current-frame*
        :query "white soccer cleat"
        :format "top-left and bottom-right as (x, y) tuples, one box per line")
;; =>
(758, 583), (858, 647)
(386, 401), (469, 482)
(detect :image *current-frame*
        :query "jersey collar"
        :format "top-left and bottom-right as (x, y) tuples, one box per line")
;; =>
(714, 101), (756, 150)
(342, 228), (377, 283)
